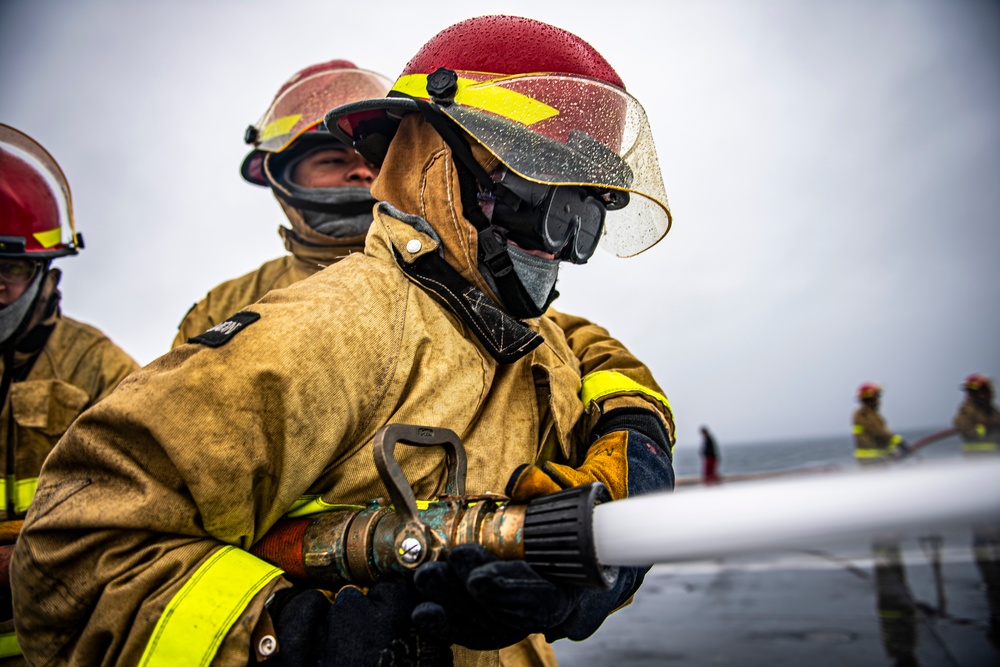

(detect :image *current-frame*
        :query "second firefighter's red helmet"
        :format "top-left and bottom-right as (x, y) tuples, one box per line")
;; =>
(857, 383), (882, 400)
(325, 15), (672, 258)
(0, 124), (80, 259)
(240, 59), (391, 185)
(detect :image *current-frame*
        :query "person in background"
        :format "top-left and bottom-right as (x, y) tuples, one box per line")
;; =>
(0, 123), (139, 661)
(699, 425), (721, 485)
(172, 60), (390, 346)
(13, 16), (676, 666)
(953, 373), (1000, 456)
(852, 383), (908, 465)
(954, 373), (1000, 645)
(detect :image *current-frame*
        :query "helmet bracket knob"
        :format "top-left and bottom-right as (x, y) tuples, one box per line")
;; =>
(426, 67), (459, 106)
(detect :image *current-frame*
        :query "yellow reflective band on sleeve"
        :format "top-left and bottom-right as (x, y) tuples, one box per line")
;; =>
(0, 632), (21, 658)
(138, 546), (283, 667)
(32, 228), (63, 249)
(392, 74), (559, 126)
(855, 448), (889, 460)
(14, 478), (37, 514)
(963, 442), (999, 452)
(260, 114), (302, 143)
(580, 370), (672, 415)
(976, 424), (987, 438)
(890, 435), (902, 447)
(852, 425), (865, 435)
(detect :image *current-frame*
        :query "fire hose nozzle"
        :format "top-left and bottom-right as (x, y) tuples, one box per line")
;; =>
(251, 425), (616, 589)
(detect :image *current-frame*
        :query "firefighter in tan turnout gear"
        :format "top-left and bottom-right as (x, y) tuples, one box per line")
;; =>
(953, 373), (1000, 455)
(175, 53), (668, 667)
(172, 59), (391, 347)
(0, 124), (138, 661)
(13, 16), (676, 666)
(852, 383), (908, 465)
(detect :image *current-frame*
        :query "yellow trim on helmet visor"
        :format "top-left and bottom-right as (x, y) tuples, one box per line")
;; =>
(393, 73), (559, 126)
(260, 114), (303, 143)
(32, 228), (62, 249)
(138, 546), (282, 667)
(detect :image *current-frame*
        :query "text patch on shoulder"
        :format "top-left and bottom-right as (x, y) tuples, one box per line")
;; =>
(188, 311), (261, 348)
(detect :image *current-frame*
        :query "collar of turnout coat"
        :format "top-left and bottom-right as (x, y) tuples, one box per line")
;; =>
(376, 202), (543, 364)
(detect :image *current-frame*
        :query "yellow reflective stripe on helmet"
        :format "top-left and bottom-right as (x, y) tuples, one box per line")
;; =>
(963, 442), (999, 452)
(14, 478), (36, 514)
(33, 228), (62, 249)
(579, 370), (672, 414)
(855, 448), (889, 459)
(393, 74), (559, 126)
(286, 496), (434, 519)
(260, 114), (302, 143)
(852, 425), (864, 435)
(0, 632), (21, 658)
(138, 546), (282, 667)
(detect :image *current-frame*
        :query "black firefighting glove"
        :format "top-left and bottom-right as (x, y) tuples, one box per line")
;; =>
(502, 408), (673, 641)
(506, 407), (675, 502)
(411, 544), (582, 650)
(268, 583), (453, 666)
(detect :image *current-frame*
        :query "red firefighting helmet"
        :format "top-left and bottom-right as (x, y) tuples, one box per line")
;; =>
(0, 124), (81, 259)
(325, 15), (672, 258)
(857, 383), (882, 401)
(240, 59), (392, 185)
(962, 373), (993, 393)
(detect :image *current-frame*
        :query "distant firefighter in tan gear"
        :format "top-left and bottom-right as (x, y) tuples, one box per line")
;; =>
(0, 123), (138, 662)
(954, 373), (1000, 645)
(953, 373), (1000, 455)
(852, 383), (908, 465)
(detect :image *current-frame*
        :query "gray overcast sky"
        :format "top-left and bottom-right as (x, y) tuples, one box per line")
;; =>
(1, 0), (997, 447)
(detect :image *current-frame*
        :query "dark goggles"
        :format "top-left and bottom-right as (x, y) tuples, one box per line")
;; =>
(0, 260), (40, 286)
(489, 169), (628, 264)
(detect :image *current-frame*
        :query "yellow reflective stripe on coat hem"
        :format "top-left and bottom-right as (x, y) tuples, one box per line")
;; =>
(0, 632), (21, 658)
(580, 371), (671, 414)
(15, 478), (37, 513)
(1, 477), (38, 514)
(138, 546), (282, 667)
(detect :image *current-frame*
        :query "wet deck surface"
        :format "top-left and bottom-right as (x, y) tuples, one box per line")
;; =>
(552, 528), (999, 666)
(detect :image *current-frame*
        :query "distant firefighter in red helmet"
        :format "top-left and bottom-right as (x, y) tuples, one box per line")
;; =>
(12, 17), (676, 666)
(852, 383), (909, 465)
(954, 373), (1000, 455)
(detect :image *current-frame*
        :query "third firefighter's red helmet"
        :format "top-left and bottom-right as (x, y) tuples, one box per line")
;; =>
(0, 124), (80, 259)
(240, 59), (391, 185)
(325, 15), (672, 258)
(857, 383), (882, 401)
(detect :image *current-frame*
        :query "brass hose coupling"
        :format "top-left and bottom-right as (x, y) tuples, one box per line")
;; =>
(252, 424), (617, 589)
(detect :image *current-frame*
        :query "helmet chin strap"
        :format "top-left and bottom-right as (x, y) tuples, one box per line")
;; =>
(414, 101), (559, 320)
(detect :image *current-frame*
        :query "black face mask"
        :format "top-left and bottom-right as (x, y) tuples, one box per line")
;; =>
(486, 169), (628, 264)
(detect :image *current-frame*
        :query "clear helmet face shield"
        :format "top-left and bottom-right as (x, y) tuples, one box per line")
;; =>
(251, 69), (393, 155)
(390, 71), (672, 258)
